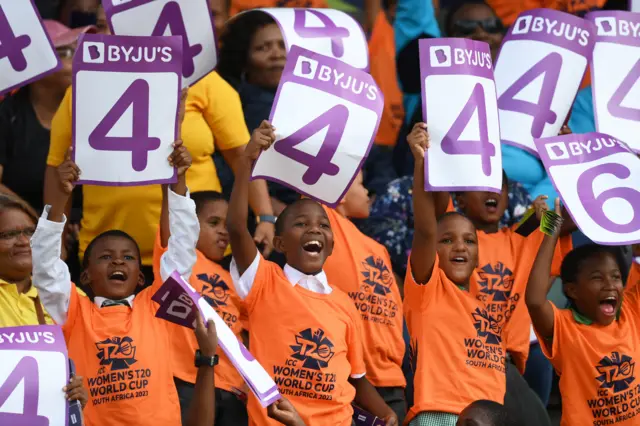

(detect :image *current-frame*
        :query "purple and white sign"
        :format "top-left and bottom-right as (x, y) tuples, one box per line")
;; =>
(252, 8), (369, 71)
(103, 0), (217, 87)
(495, 8), (595, 155)
(153, 272), (281, 407)
(0, 0), (61, 97)
(419, 38), (501, 193)
(0, 326), (69, 426)
(72, 33), (182, 186)
(632, 1), (640, 12)
(535, 132), (640, 245)
(251, 45), (383, 206)
(353, 406), (385, 426)
(587, 11), (640, 153)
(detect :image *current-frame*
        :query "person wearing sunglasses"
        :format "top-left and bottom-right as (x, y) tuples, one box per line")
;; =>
(445, 0), (505, 61)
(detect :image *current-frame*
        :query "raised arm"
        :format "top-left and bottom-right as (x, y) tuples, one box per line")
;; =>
(526, 198), (563, 341)
(227, 120), (275, 275)
(407, 123), (436, 284)
(31, 148), (79, 324)
(186, 316), (217, 426)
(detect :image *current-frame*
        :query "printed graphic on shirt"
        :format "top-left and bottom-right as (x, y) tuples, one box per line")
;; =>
(88, 336), (152, 407)
(475, 262), (519, 326)
(464, 307), (506, 373)
(273, 328), (338, 401)
(588, 352), (640, 423)
(347, 255), (399, 326)
(197, 273), (238, 328)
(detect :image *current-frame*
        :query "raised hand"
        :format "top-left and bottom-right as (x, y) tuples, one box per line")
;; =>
(63, 375), (88, 409)
(57, 147), (81, 195)
(533, 195), (550, 221)
(407, 122), (430, 161)
(168, 139), (192, 177)
(194, 315), (218, 358)
(245, 120), (276, 162)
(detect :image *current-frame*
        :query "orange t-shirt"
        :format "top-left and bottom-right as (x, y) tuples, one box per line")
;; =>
(243, 257), (366, 426)
(471, 228), (572, 373)
(229, 0), (327, 17)
(627, 262), (640, 293)
(404, 255), (506, 423)
(537, 293), (640, 426)
(368, 11), (404, 147)
(323, 207), (405, 388)
(152, 236), (245, 393)
(486, 0), (604, 27)
(62, 284), (181, 426)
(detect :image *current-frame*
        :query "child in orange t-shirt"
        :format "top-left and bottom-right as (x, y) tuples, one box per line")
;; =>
(227, 120), (397, 426)
(31, 140), (200, 426)
(526, 201), (640, 426)
(404, 123), (506, 425)
(323, 171), (407, 423)
(153, 189), (248, 425)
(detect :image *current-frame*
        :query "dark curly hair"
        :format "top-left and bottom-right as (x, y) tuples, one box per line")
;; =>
(217, 11), (277, 84)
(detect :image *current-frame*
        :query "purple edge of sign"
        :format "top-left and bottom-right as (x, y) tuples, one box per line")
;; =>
(167, 271), (282, 406)
(534, 135), (640, 246)
(0, 0), (63, 98)
(71, 33), (180, 187)
(249, 45), (381, 208)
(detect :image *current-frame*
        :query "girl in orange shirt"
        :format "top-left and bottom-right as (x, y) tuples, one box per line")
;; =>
(404, 122), (506, 426)
(526, 201), (640, 426)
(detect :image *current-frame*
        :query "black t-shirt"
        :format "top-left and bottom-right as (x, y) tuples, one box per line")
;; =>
(0, 89), (51, 212)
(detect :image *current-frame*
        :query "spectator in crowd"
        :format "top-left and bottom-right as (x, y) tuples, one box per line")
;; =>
(228, 0), (327, 18)
(0, 20), (95, 213)
(456, 400), (517, 426)
(629, 245), (640, 289)
(481, 0), (604, 27)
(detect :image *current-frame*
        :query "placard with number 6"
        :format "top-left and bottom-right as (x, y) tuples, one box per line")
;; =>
(73, 33), (182, 186)
(495, 9), (595, 156)
(0, 326), (69, 426)
(535, 132), (640, 245)
(251, 45), (383, 206)
(587, 11), (640, 153)
(250, 8), (369, 71)
(153, 272), (281, 407)
(420, 38), (502, 193)
(103, 0), (217, 87)
(0, 0), (62, 97)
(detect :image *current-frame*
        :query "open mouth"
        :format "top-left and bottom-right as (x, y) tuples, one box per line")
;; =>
(599, 295), (618, 316)
(302, 240), (323, 256)
(216, 238), (229, 249)
(450, 255), (468, 265)
(109, 271), (127, 282)
(485, 198), (498, 210)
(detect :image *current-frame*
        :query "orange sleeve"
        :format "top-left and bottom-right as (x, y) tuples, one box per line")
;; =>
(345, 303), (367, 377)
(62, 284), (82, 341)
(624, 263), (640, 314)
(242, 256), (276, 315)
(47, 87), (73, 167)
(536, 302), (564, 372)
(404, 254), (441, 313)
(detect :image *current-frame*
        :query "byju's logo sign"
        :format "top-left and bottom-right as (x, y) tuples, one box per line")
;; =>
(595, 352), (636, 393)
(96, 336), (138, 370)
(594, 17), (616, 36)
(289, 328), (335, 370)
(83, 41), (105, 63)
(293, 55), (319, 80)
(512, 16), (533, 34)
(430, 46), (451, 67)
(471, 308), (502, 345)
(545, 142), (570, 160)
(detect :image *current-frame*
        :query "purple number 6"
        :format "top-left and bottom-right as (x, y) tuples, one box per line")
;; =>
(576, 163), (640, 234)
(0, 356), (49, 426)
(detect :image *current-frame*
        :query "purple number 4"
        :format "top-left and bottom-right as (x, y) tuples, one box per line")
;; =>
(442, 83), (495, 176)
(89, 79), (160, 172)
(0, 356), (48, 426)
(274, 104), (348, 185)
(293, 10), (350, 58)
(0, 5), (32, 72)
(607, 59), (640, 122)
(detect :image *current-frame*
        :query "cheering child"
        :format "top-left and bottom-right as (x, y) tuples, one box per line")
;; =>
(526, 200), (640, 426)
(404, 123), (506, 425)
(227, 120), (397, 426)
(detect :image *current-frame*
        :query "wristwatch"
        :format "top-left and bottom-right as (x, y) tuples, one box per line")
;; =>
(257, 215), (277, 224)
(194, 350), (218, 368)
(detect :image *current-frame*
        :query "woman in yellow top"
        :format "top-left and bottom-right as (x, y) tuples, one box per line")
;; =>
(43, 12), (275, 285)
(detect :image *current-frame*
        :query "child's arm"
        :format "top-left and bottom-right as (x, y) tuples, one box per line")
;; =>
(526, 198), (563, 341)
(186, 316), (217, 426)
(227, 120), (275, 277)
(63, 374), (87, 409)
(407, 122), (436, 284)
(31, 148), (79, 325)
(349, 377), (398, 426)
(267, 399), (307, 426)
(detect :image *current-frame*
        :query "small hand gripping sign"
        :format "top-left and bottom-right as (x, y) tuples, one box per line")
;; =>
(153, 272), (281, 407)
(587, 11), (640, 154)
(250, 45), (383, 206)
(0, 0), (61, 97)
(73, 33), (182, 186)
(245, 8), (369, 71)
(494, 8), (596, 156)
(0, 326), (69, 426)
(420, 38), (502, 193)
(534, 132), (640, 246)
(103, 0), (217, 87)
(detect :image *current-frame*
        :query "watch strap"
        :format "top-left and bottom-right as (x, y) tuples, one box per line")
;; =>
(195, 350), (218, 368)
(257, 215), (277, 224)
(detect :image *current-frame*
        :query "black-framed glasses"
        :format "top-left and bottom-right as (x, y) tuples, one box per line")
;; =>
(0, 228), (35, 241)
(452, 18), (505, 36)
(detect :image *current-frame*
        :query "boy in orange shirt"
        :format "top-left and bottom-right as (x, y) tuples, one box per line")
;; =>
(403, 122), (506, 425)
(323, 171), (407, 423)
(526, 201), (640, 426)
(227, 120), (398, 426)
(31, 139), (201, 426)
(153, 189), (248, 425)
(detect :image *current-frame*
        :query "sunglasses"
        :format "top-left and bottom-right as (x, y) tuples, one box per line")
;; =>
(452, 18), (504, 36)
(0, 227), (35, 241)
